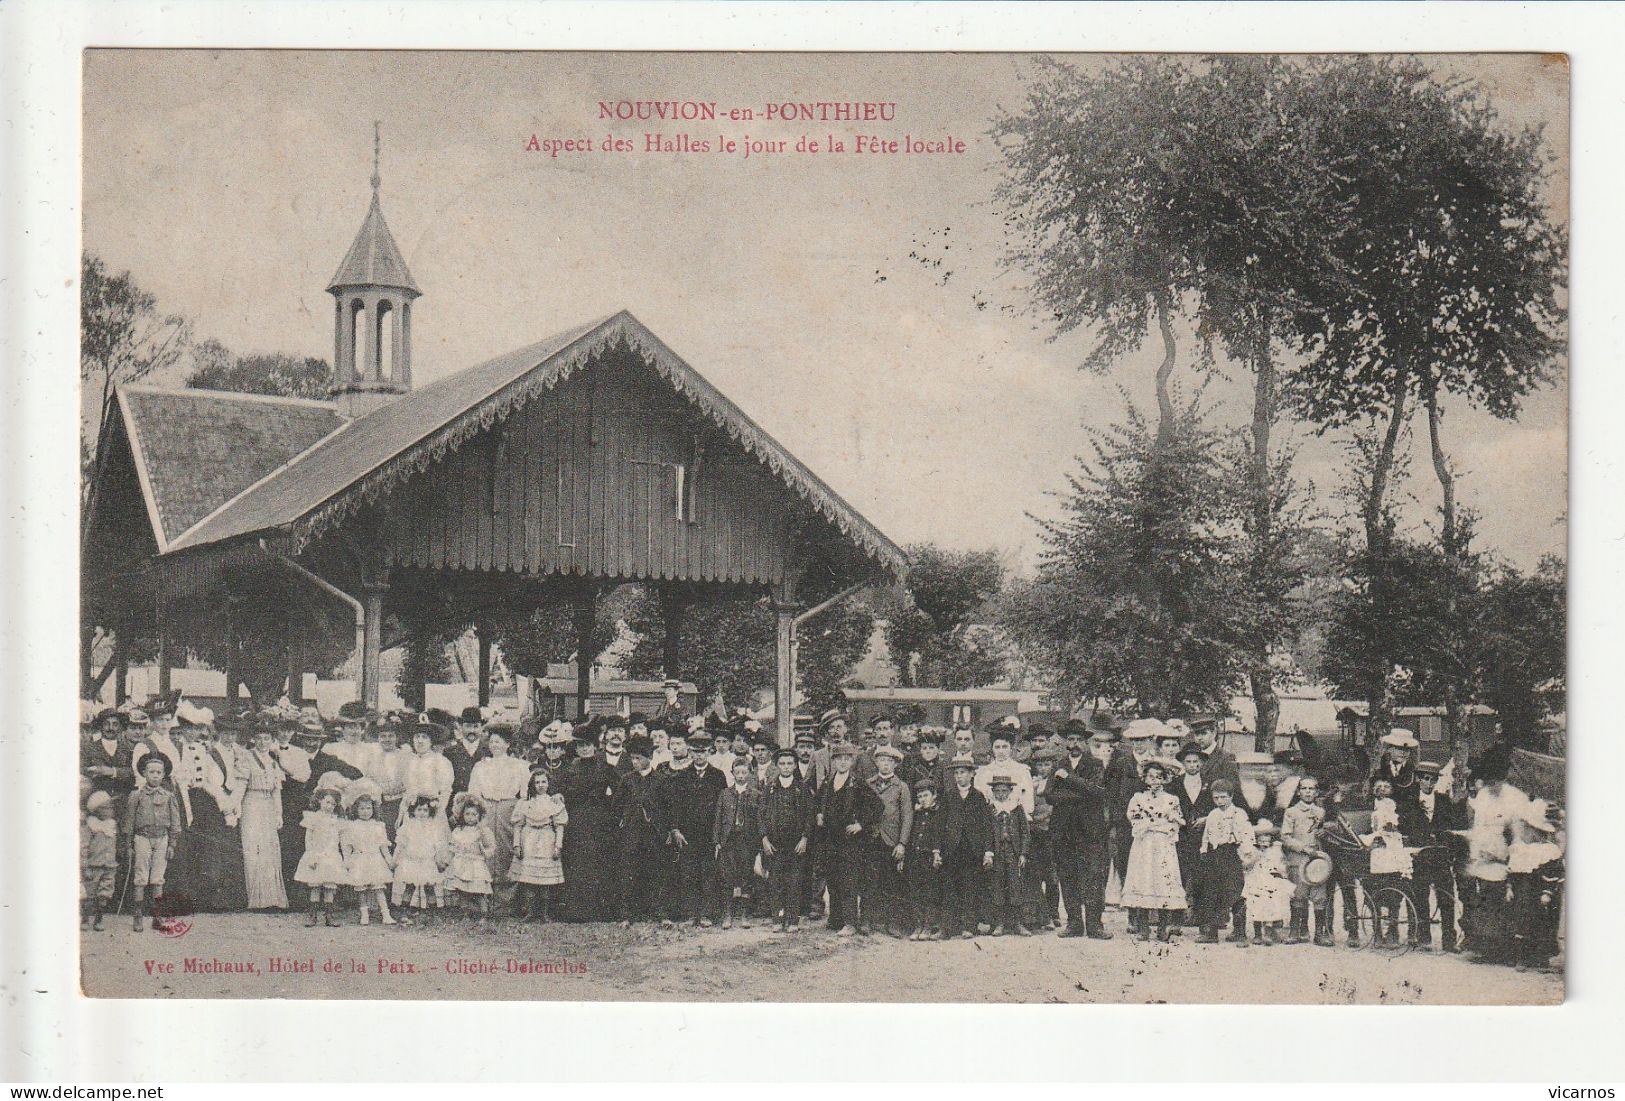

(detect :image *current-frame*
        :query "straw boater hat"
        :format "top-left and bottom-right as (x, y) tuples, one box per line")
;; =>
(873, 744), (905, 762)
(1380, 728), (1420, 750)
(829, 740), (859, 759)
(989, 772), (1016, 789)
(1121, 717), (1172, 742)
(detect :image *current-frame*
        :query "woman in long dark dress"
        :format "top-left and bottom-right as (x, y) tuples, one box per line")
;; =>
(175, 716), (248, 913)
(560, 730), (621, 922)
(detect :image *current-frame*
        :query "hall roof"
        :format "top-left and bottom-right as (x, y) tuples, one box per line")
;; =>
(116, 386), (344, 552)
(150, 311), (905, 578)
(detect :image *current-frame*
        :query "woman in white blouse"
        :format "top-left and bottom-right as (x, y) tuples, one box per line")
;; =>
(466, 726), (531, 889)
(398, 724), (454, 843)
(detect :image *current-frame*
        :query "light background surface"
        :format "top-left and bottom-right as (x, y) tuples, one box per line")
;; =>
(4, 0), (1621, 1083)
(79, 50), (1565, 575)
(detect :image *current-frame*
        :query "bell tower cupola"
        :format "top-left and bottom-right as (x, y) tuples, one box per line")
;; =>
(328, 122), (420, 418)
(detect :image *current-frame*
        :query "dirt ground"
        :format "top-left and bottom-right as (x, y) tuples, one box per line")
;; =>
(80, 908), (1562, 1004)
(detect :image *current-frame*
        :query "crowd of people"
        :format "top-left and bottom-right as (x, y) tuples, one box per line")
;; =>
(79, 689), (1564, 971)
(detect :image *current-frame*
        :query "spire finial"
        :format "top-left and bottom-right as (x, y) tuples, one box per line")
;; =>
(371, 120), (382, 199)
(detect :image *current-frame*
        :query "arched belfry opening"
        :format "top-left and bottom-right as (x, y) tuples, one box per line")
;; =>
(328, 122), (420, 418)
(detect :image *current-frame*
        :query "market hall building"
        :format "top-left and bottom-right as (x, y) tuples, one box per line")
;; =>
(82, 158), (906, 744)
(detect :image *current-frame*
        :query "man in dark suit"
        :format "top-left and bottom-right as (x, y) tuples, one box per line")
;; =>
(1045, 719), (1113, 939)
(1188, 717), (1241, 788)
(818, 741), (881, 935)
(1173, 742), (1214, 905)
(937, 759), (993, 939)
(1403, 759), (1465, 952)
(443, 706), (489, 796)
(653, 729), (726, 925)
(83, 709), (136, 798)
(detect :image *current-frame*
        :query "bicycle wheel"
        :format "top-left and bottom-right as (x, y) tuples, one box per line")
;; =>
(1356, 887), (1383, 952)
(1374, 887), (1419, 956)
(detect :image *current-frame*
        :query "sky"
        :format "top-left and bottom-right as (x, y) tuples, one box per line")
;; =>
(82, 50), (1568, 574)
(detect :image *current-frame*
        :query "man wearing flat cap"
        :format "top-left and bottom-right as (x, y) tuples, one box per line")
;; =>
(865, 744), (914, 937)
(818, 741), (882, 935)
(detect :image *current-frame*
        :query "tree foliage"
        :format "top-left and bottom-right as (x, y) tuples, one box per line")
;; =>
(1002, 401), (1250, 716)
(1469, 555), (1566, 750)
(488, 584), (626, 679)
(187, 338), (333, 399)
(885, 544), (1009, 689)
(992, 56), (1205, 439)
(622, 587), (875, 715)
(81, 253), (191, 487)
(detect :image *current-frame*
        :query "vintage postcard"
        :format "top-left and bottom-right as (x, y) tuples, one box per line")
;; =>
(78, 49), (1567, 1003)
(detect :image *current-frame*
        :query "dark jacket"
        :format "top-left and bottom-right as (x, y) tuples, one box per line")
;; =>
(616, 769), (663, 841)
(562, 757), (620, 838)
(938, 783), (993, 863)
(654, 761), (727, 846)
(1045, 752), (1110, 844)
(82, 735), (136, 796)
(714, 784), (764, 850)
(443, 739), (489, 795)
(1103, 747), (1144, 823)
(818, 772), (882, 849)
(907, 804), (945, 869)
(758, 777), (815, 848)
(1198, 744), (1242, 788)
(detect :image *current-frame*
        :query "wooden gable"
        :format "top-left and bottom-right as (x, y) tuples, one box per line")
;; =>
(376, 346), (803, 585)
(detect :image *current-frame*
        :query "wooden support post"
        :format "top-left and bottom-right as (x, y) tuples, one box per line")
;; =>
(476, 620), (492, 708)
(156, 620), (172, 698)
(659, 584), (686, 681)
(572, 588), (596, 719)
(774, 578), (798, 748)
(286, 607), (305, 704)
(362, 582), (388, 711)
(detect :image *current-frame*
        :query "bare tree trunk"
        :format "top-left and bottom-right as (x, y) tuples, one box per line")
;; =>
(1153, 290), (1178, 449)
(1363, 368), (1410, 740)
(1250, 322), (1280, 753)
(1424, 383), (1465, 758)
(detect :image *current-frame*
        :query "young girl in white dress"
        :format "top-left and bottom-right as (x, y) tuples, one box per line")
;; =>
(509, 768), (568, 922)
(1120, 760), (1188, 941)
(1243, 819), (1292, 945)
(444, 793), (496, 923)
(392, 796), (449, 923)
(341, 780), (396, 926)
(294, 776), (348, 927)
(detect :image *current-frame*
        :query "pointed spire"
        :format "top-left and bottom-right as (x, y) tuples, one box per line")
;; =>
(328, 123), (419, 295)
